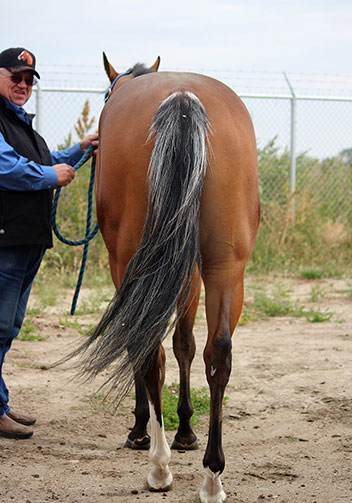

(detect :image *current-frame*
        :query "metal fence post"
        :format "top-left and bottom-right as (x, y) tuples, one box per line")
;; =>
(283, 72), (297, 227)
(35, 84), (42, 135)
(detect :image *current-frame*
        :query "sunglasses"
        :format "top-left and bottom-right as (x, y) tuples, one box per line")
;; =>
(8, 73), (37, 87)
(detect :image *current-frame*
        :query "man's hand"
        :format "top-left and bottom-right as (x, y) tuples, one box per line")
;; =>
(80, 133), (99, 154)
(53, 163), (75, 186)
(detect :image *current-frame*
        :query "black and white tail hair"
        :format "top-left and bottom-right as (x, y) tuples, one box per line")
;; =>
(74, 91), (209, 399)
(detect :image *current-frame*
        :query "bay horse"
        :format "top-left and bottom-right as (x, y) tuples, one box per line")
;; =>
(76, 54), (260, 502)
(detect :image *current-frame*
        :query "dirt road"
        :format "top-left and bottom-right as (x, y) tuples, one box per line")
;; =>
(1, 277), (351, 502)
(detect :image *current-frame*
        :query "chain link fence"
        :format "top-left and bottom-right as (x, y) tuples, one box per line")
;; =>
(28, 69), (352, 233)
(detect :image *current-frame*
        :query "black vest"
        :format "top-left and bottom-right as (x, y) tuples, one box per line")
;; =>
(0, 96), (54, 248)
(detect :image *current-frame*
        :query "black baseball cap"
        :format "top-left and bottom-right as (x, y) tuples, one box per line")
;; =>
(0, 47), (40, 79)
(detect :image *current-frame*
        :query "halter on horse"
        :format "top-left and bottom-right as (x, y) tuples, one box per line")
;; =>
(73, 53), (260, 503)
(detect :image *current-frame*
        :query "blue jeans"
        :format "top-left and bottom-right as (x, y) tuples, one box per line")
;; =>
(0, 246), (44, 416)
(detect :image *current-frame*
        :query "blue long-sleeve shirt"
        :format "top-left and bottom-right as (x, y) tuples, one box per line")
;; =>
(0, 99), (84, 191)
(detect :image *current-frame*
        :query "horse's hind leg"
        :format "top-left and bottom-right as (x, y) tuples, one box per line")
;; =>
(200, 265), (246, 503)
(125, 370), (150, 450)
(108, 255), (151, 451)
(171, 272), (201, 450)
(143, 345), (172, 491)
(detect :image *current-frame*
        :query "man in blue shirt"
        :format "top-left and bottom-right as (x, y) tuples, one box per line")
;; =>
(0, 47), (98, 439)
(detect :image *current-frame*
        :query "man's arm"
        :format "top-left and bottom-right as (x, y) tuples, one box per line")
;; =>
(51, 133), (99, 166)
(0, 132), (74, 190)
(0, 132), (57, 190)
(50, 143), (83, 166)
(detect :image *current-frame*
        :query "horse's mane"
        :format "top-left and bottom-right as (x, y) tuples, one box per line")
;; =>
(129, 63), (156, 78)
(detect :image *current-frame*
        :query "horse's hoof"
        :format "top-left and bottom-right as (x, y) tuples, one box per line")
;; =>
(200, 470), (226, 503)
(124, 435), (150, 450)
(146, 468), (173, 492)
(171, 438), (199, 450)
(147, 482), (173, 492)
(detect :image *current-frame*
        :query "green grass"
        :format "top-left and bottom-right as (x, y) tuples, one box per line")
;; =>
(161, 382), (215, 431)
(18, 316), (49, 341)
(238, 305), (258, 325)
(239, 283), (334, 324)
(303, 307), (334, 323)
(299, 267), (325, 280)
(343, 282), (352, 300)
(309, 284), (326, 302)
(250, 138), (352, 276)
(252, 282), (305, 318)
(253, 291), (305, 318)
(130, 384), (206, 431)
(74, 288), (113, 315)
(58, 316), (94, 335)
(132, 382), (225, 431)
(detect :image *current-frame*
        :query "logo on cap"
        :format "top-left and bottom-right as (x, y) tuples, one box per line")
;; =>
(17, 50), (33, 66)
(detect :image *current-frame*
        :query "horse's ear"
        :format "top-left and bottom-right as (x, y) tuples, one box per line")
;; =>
(150, 56), (161, 72)
(103, 52), (118, 83)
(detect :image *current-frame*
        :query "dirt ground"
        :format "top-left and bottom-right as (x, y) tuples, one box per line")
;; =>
(1, 276), (351, 503)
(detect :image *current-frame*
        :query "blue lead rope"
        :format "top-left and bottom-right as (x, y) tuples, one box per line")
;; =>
(51, 144), (99, 314)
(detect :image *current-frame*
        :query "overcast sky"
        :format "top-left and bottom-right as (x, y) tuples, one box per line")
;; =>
(2, 0), (352, 79)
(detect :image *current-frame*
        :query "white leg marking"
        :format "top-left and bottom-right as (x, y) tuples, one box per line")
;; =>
(147, 400), (173, 491)
(199, 467), (226, 503)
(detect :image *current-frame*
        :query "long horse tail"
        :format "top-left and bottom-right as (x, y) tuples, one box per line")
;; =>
(75, 91), (209, 399)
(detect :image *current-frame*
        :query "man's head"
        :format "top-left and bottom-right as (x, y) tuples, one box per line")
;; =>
(0, 47), (39, 106)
